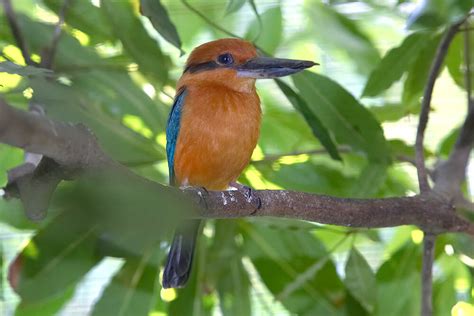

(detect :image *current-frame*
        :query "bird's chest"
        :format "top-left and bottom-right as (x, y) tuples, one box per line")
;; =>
(174, 89), (261, 189)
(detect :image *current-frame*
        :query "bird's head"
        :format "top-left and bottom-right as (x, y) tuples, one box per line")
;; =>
(178, 38), (317, 93)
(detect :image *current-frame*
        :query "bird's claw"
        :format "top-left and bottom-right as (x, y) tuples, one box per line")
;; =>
(230, 182), (261, 214)
(195, 186), (209, 209)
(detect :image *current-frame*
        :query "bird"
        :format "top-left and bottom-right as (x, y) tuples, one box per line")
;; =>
(163, 38), (316, 288)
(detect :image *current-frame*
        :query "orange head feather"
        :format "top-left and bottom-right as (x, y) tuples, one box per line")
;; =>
(178, 38), (258, 93)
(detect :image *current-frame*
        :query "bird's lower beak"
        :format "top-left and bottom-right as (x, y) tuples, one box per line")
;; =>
(236, 57), (317, 79)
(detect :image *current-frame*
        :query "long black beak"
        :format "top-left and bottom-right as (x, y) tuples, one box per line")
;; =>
(236, 57), (317, 79)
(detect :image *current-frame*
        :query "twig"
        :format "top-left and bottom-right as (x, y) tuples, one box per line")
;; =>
(40, 0), (73, 69)
(2, 0), (35, 66)
(421, 233), (436, 316)
(414, 20), (466, 316)
(415, 21), (464, 193)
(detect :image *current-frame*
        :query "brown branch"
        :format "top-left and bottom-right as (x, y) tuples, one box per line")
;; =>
(415, 22), (464, 193)
(196, 189), (472, 234)
(0, 99), (473, 234)
(40, 0), (73, 69)
(2, 0), (36, 66)
(421, 233), (436, 316)
(413, 20), (466, 316)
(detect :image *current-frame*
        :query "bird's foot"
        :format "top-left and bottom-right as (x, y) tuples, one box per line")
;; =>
(229, 182), (262, 214)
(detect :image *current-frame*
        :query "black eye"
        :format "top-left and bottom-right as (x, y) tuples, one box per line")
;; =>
(217, 53), (234, 65)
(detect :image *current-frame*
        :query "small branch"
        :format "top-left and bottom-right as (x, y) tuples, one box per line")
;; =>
(40, 0), (73, 69)
(2, 0), (35, 66)
(414, 20), (466, 316)
(421, 233), (436, 316)
(415, 21), (464, 193)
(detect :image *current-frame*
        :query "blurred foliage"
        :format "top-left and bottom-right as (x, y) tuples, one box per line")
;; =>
(0, 0), (473, 315)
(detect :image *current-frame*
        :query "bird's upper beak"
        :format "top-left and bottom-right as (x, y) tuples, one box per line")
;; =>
(236, 57), (317, 79)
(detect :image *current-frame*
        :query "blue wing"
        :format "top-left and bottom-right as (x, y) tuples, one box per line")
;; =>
(166, 88), (187, 186)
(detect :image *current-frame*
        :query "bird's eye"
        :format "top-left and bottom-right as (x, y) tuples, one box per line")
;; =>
(217, 53), (234, 65)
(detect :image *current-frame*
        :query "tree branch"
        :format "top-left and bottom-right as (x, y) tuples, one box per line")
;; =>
(1, 0), (36, 66)
(40, 0), (73, 69)
(415, 21), (464, 193)
(413, 20), (466, 316)
(421, 233), (436, 316)
(0, 99), (473, 235)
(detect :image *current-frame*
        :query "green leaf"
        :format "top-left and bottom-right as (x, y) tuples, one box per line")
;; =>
(101, 0), (169, 85)
(140, 0), (183, 53)
(30, 77), (163, 165)
(308, 3), (380, 74)
(59, 170), (190, 256)
(345, 247), (376, 313)
(209, 222), (251, 316)
(369, 103), (417, 122)
(0, 61), (52, 77)
(437, 127), (460, 158)
(293, 71), (390, 163)
(254, 160), (354, 195)
(43, 0), (113, 44)
(92, 249), (163, 316)
(446, 30), (474, 93)
(258, 91), (318, 155)
(375, 243), (421, 316)
(407, 0), (472, 29)
(242, 222), (346, 315)
(245, 7), (282, 55)
(225, 0), (247, 15)
(403, 33), (443, 106)
(276, 79), (341, 160)
(14, 208), (100, 303)
(15, 287), (75, 316)
(350, 163), (387, 198)
(70, 70), (167, 135)
(1, 15), (167, 137)
(362, 31), (431, 97)
(433, 275), (456, 316)
(388, 139), (433, 161)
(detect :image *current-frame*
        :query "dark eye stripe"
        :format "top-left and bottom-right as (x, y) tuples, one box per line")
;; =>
(183, 60), (236, 74)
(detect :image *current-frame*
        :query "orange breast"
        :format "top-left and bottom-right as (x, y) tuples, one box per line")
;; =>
(173, 84), (261, 190)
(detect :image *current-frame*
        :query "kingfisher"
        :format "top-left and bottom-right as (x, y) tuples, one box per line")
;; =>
(163, 38), (316, 288)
